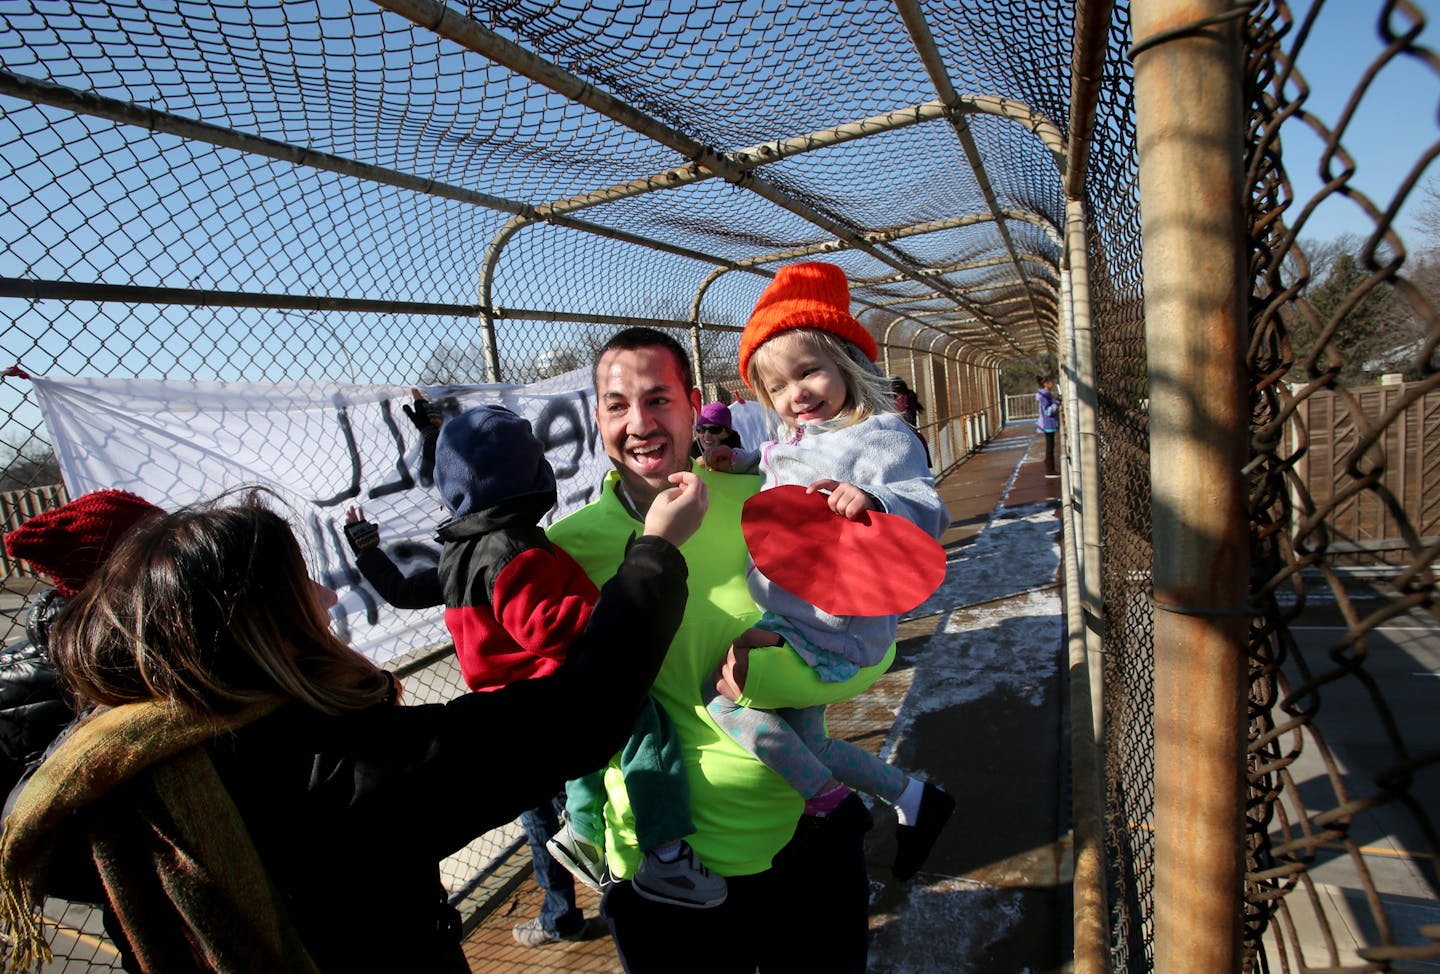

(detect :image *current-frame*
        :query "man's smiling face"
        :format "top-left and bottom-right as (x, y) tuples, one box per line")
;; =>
(594, 343), (702, 513)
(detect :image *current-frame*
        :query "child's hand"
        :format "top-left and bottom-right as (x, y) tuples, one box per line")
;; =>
(703, 445), (734, 472)
(642, 471), (709, 547)
(342, 506), (380, 554)
(711, 645), (749, 702)
(806, 479), (878, 520)
(402, 387), (443, 433)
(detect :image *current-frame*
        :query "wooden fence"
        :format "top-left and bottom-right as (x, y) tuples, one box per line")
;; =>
(1285, 380), (1439, 567)
(0, 483), (69, 578)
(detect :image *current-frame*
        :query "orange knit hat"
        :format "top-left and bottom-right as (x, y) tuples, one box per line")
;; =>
(738, 262), (878, 387)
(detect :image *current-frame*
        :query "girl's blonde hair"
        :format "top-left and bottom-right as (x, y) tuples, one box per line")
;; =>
(51, 489), (393, 717)
(746, 328), (896, 430)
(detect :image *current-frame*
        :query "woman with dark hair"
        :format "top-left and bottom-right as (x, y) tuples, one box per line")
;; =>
(690, 401), (743, 460)
(0, 482), (704, 973)
(890, 377), (931, 467)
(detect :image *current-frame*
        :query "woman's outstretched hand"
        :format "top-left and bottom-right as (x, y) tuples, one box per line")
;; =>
(703, 445), (734, 471)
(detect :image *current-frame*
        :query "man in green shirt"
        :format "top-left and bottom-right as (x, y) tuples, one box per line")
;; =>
(548, 327), (893, 972)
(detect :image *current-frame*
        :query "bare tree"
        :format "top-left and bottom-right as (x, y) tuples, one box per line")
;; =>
(0, 438), (62, 492)
(1412, 175), (1440, 243)
(419, 342), (489, 385)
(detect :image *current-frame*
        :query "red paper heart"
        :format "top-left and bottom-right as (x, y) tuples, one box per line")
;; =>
(741, 484), (946, 617)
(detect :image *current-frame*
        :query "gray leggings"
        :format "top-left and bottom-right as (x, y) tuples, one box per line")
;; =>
(706, 693), (907, 801)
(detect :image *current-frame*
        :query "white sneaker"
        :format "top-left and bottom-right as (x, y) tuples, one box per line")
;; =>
(632, 841), (727, 909)
(545, 820), (609, 891)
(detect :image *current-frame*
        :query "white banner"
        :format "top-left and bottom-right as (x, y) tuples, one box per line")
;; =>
(30, 371), (613, 664)
(726, 395), (771, 458)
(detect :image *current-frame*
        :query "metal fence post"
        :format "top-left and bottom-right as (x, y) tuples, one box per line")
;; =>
(1064, 195), (1110, 973)
(478, 223), (520, 384)
(1132, 2), (1250, 970)
(1064, 197), (1106, 744)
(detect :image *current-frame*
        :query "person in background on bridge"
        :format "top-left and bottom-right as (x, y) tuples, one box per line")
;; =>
(548, 323), (893, 973)
(890, 376), (932, 467)
(1035, 374), (1061, 478)
(0, 486), (702, 973)
(691, 400), (744, 460)
(891, 376), (922, 428)
(704, 261), (955, 881)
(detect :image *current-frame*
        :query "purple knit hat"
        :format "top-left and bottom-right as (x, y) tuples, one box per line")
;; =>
(698, 402), (733, 430)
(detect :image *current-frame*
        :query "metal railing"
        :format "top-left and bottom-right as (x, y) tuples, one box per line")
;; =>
(1004, 392), (1040, 423)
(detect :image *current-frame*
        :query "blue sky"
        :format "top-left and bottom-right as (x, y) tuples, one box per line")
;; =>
(1281, 0), (1438, 246)
(4, 1), (1436, 461)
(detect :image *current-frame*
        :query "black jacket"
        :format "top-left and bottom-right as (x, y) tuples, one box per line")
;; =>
(46, 535), (687, 972)
(0, 590), (77, 800)
(354, 546), (443, 609)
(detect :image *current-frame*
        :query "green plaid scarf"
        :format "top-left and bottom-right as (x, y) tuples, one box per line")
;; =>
(0, 698), (320, 974)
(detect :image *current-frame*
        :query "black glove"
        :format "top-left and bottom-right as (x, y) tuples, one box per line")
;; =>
(402, 396), (443, 434)
(343, 518), (381, 555)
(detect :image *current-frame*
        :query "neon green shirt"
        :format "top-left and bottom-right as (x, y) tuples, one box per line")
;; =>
(548, 464), (895, 877)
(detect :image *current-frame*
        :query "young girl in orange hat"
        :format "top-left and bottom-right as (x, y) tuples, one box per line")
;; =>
(705, 261), (955, 880)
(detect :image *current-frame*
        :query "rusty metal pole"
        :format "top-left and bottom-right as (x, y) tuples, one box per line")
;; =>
(1063, 196), (1110, 974)
(477, 223), (521, 384)
(1064, 198), (1106, 743)
(1131, 2), (1250, 971)
(992, 362), (1003, 429)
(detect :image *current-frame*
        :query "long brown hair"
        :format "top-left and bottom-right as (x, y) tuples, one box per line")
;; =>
(51, 490), (392, 716)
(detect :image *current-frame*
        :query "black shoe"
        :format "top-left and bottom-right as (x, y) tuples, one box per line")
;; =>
(891, 782), (955, 880)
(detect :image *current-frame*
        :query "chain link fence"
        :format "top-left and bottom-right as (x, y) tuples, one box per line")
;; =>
(1237, 2), (1438, 970)
(0, 0), (1435, 971)
(1083, 1), (1158, 963)
(1088, 2), (1438, 972)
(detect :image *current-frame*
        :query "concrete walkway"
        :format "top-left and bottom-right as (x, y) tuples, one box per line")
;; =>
(459, 424), (1071, 973)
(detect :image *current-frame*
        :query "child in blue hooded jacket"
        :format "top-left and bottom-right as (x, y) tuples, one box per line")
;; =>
(430, 404), (726, 911)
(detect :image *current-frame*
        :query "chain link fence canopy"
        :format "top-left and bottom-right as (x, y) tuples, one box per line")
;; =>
(0, 0), (1074, 417)
(0, 3), (1080, 956)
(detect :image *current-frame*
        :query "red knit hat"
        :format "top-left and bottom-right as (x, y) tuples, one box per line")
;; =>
(4, 489), (163, 597)
(738, 262), (878, 388)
